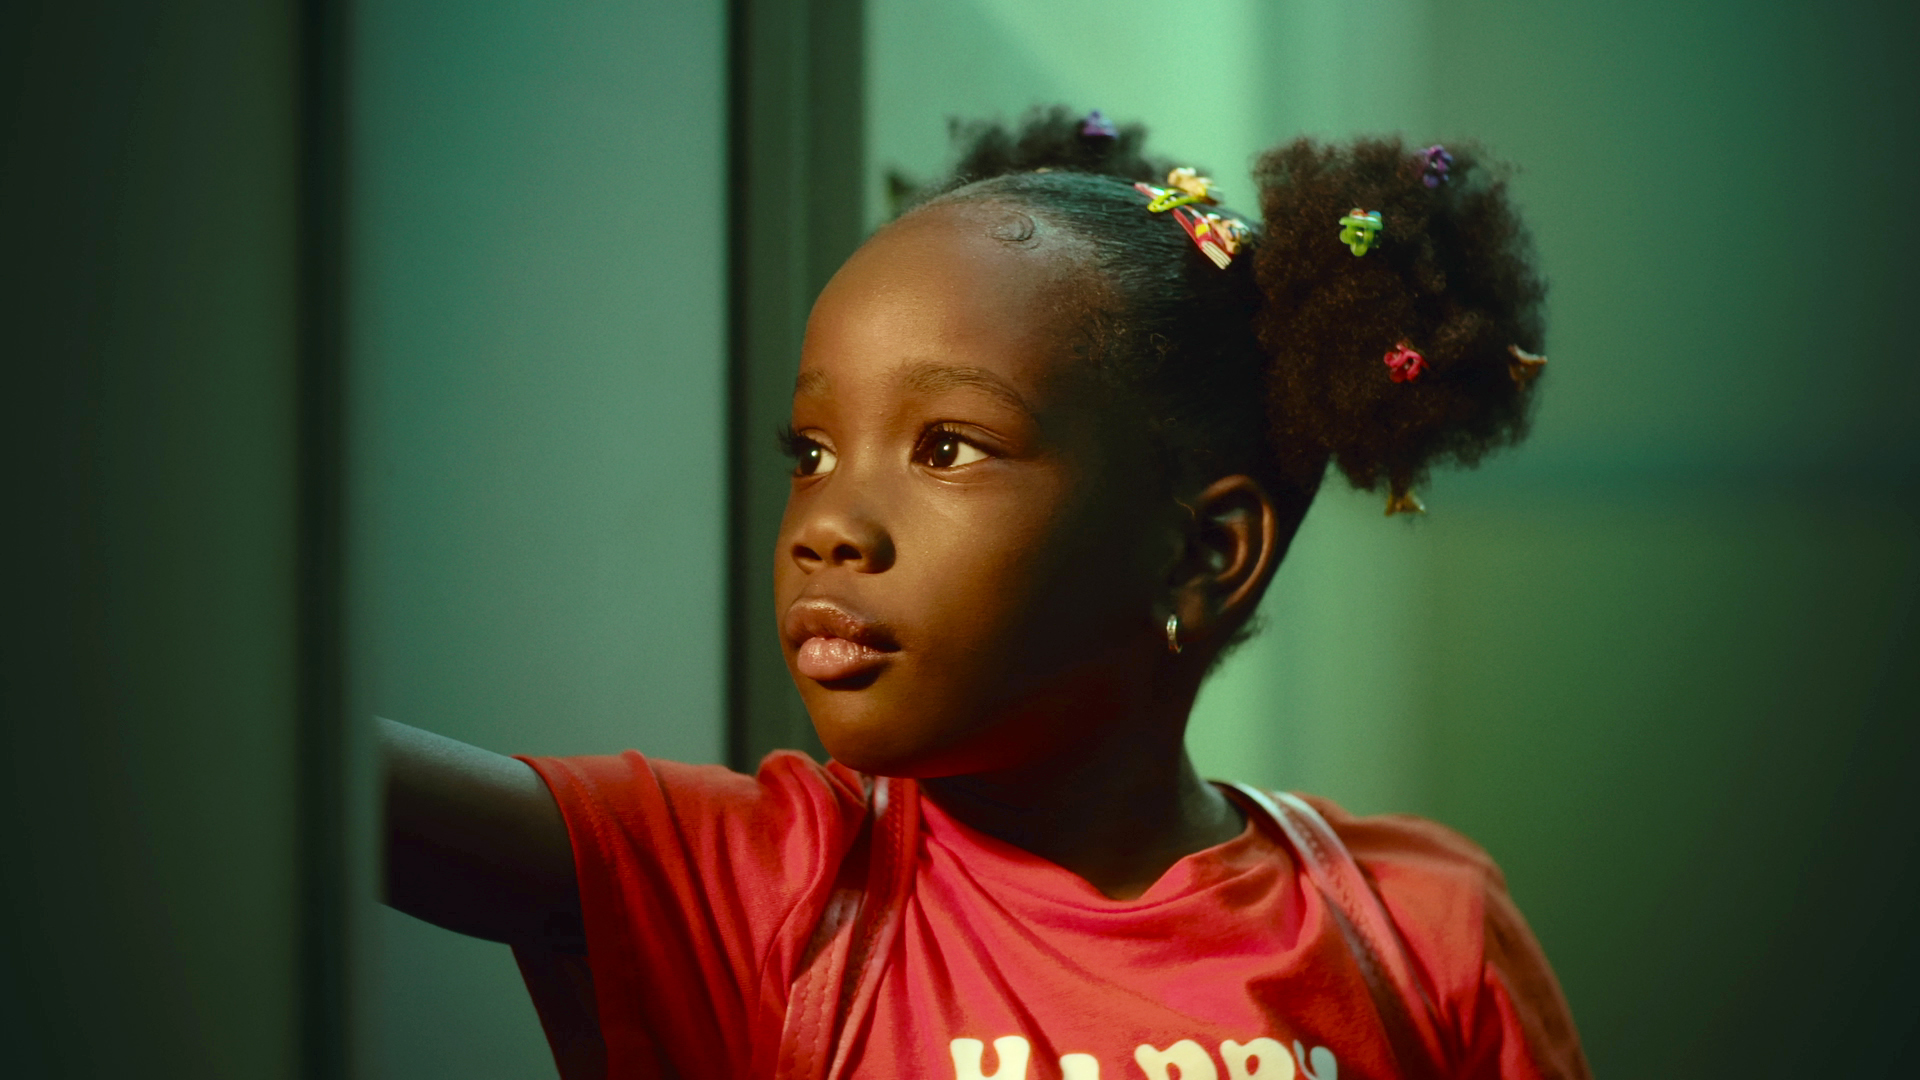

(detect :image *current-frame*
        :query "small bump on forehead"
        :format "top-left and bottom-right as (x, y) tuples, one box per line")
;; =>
(985, 210), (1036, 244)
(900, 196), (1059, 249)
(896, 197), (1101, 295)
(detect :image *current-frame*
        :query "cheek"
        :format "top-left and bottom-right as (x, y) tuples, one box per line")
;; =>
(905, 477), (1152, 673)
(821, 489), (1155, 775)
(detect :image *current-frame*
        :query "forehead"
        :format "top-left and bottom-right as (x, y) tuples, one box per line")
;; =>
(797, 201), (1093, 401)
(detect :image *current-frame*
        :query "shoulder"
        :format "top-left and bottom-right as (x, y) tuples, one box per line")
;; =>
(1295, 795), (1591, 1080)
(509, 752), (876, 1075)
(525, 748), (870, 856)
(1296, 793), (1505, 943)
(1293, 795), (1499, 1008)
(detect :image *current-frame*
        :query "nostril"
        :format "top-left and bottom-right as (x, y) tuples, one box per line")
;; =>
(831, 543), (863, 565)
(793, 543), (823, 565)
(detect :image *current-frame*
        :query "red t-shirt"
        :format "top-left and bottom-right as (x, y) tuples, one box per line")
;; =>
(518, 750), (1588, 1080)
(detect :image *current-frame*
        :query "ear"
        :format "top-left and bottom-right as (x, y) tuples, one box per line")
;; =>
(1167, 474), (1283, 651)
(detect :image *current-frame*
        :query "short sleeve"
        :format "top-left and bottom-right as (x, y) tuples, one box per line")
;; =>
(1311, 800), (1592, 1080)
(1470, 883), (1590, 1080)
(514, 749), (868, 1079)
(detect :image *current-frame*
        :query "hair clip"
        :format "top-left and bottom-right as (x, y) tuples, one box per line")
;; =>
(1507, 344), (1547, 386)
(1079, 110), (1119, 143)
(1141, 168), (1217, 212)
(1385, 487), (1426, 516)
(1384, 340), (1427, 382)
(1170, 206), (1250, 269)
(1338, 209), (1383, 255)
(1135, 170), (1248, 268)
(1420, 145), (1453, 188)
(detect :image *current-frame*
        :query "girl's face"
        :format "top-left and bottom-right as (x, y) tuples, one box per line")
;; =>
(775, 201), (1176, 777)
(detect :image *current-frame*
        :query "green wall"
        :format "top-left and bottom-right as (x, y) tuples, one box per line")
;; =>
(347, 2), (728, 1077)
(869, 0), (1920, 1073)
(3, 2), (307, 1076)
(1417, 3), (1919, 1071)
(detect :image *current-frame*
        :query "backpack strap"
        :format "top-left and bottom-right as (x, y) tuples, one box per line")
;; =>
(1227, 784), (1452, 1080)
(774, 775), (920, 1080)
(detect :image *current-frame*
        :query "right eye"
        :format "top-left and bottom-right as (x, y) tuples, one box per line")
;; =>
(793, 437), (838, 477)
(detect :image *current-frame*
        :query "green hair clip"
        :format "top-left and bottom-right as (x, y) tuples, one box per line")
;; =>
(1338, 208), (1383, 255)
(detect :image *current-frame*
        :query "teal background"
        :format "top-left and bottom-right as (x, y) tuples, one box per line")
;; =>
(869, 0), (1919, 1073)
(347, 1), (727, 1078)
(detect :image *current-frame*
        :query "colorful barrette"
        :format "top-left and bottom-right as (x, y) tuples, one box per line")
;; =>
(1420, 145), (1453, 188)
(1135, 170), (1249, 269)
(1385, 487), (1426, 516)
(1142, 167), (1217, 212)
(1507, 343), (1547, 386)
(1171, 206), (1250, 269)
(1338, 209), (1383, 255)
(1384, 340), (1427, 383)
(1079, 110), (1119, 143)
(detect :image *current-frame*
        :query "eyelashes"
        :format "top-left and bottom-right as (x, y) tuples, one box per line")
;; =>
(916, 425), (989, 468)
(777, 424), (838, 478)
(774, 424), (809, 460)
(775, 423), (992, 474)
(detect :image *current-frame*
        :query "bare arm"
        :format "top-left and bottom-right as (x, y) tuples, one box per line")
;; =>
(380, 717), (582, 947)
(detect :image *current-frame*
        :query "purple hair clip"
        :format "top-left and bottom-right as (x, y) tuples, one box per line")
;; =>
(1079, 110), (1119, 143)
(1421, 145), (1453, 188)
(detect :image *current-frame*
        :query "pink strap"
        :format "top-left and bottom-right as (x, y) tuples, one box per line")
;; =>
(771, 794), (870, 1080)
(774, 776), (920, 1080)
(1228, 784), (1452, 1080)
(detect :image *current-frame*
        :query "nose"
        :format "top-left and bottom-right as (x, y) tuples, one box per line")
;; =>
(787, 488), (896, 574)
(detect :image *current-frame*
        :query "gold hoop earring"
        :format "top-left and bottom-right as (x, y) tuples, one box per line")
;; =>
(1165, 613), (1182, 655)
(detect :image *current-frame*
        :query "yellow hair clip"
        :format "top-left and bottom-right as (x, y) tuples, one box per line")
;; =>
(1507, 344), (1547, 387)
(1144, 167), (1218, 212)
(1385, 487), (1426, 516)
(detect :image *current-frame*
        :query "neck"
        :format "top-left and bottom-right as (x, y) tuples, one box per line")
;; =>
(920, 696), (1245, 900)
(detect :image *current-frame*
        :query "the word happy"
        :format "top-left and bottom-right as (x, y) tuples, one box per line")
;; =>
(949, 1035), (1340, 1080)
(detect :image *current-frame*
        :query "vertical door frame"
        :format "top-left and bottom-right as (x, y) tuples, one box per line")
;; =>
(726, 0), (868, 769)
(297, 0), (349, 1075)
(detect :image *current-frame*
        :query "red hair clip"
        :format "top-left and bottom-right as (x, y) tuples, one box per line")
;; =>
(1169, 205), (1250, 269)
(1384, 340), (1427, 382)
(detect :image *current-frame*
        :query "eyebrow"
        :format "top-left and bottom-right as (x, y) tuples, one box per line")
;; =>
(893, 361), (1033, 414)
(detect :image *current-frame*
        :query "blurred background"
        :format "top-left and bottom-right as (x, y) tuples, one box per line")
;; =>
(5, 0), (1916, 1077)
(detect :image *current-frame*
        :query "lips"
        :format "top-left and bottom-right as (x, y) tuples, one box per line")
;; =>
(783, 598), (899, 684)
(795, 636), (892, 682)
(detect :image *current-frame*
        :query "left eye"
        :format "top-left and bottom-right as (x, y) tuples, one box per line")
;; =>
(920, 432), (988, 469)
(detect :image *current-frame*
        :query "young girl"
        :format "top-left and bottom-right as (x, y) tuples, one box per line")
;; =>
(383, 108), (1587, 1080)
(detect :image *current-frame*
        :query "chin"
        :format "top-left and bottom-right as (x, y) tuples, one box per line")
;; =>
(802, 688), (974, 778)
(810, 694), (1068, 782)
(793, 643), (1134, 778)
(807, 702), (936, 776)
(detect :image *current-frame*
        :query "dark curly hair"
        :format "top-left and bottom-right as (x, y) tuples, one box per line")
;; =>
(905, 105), (1548, 513)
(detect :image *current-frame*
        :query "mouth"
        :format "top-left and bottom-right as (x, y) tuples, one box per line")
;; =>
(782, 598), (900, 685)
